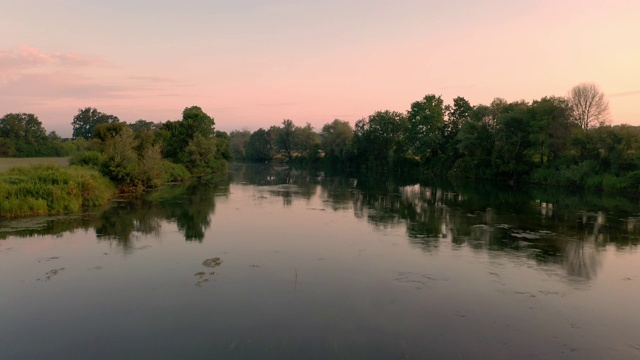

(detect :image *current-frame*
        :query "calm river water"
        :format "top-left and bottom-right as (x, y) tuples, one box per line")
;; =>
(1, 164), (639, 359)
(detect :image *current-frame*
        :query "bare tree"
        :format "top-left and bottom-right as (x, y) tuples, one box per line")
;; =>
(567, 83), (609, 129)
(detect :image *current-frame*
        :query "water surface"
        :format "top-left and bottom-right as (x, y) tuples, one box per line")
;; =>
(1, 164), (639, 359)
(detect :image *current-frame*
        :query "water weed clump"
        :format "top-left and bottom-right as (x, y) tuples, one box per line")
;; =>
(0, 164), (115, 218)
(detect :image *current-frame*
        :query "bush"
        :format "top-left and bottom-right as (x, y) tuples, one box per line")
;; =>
(0, 164), (115, 218)
(70, 151), (107, 170)
(602, 174), (629, 193)
(160, 161), (190, 183)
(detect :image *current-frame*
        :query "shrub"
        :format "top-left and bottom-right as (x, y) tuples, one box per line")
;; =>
(0, 164), (115, 218)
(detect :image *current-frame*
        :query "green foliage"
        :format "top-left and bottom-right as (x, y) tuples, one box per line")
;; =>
(246, 128), (274, 162)
(185, 133), (219, 175)
(157, 106), (228, 175)
(71, 107), (120, 140)
(0, 164), (114, 218)
(353, 110), (407, 172)
(0, 113), (73, 157)
(405, 94), (446, 162)
(229, 129), (251, 161)
(69, 151), (107, 169)
(320, 119), (353, 162)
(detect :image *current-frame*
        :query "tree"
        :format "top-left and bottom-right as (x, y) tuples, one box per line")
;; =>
(71, 107), (120, 140)
(526, 96), (574, 166)
(320, 119), (353, 161)
(246, 128), (274, 162)
(404, 94), (445, 161)
(272, 119), (297, 159)
(0, 113), (49, 156)
(159, 106), (216, 164)
(128, 119), (157, 134)
(491, 101), (532, 181)
(567, 83), (609, 130)
(353, 110), (407, 170)
(229, 129), (251, 161)
(294, 123), (318, 157)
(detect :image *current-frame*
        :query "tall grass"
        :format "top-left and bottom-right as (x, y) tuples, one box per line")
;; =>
(0, 164), (115, 218)
(0, 157), (70, 172)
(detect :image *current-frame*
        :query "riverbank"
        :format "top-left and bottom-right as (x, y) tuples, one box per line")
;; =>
(0, 164), (115, 218)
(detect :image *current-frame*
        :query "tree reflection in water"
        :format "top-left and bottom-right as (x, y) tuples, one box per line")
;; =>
(233, 164), (639, 281)
(2, 163), (639, 281)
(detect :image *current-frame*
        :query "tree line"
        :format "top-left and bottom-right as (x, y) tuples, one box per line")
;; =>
(229, 83), (639, 193)
(2, 82), (638, 193)
(1, 105), (230, 192)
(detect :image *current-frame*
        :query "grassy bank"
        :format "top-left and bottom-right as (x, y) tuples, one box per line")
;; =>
(0, 164), (115, 218)
(0, 157), (70, 173)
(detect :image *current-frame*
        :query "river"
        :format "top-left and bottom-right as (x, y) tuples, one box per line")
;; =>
(1, 164), (639, 359)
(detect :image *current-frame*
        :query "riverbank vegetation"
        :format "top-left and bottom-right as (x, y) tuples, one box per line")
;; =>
(0, 164), (114, 218)
(0, 106), (231, 217)
(1, 82), (638, 218)
(228, 83), (640, 194)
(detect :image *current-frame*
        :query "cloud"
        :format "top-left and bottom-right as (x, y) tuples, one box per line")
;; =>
(0, 45), (102, 72)
(128, 75), (180, 84)
(609, 90), (640, 98)
(0, 72), (125, 100)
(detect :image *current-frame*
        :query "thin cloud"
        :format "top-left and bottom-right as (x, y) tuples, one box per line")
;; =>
(129, 75), (180, 84)
(609, 90), (640, 98)
(0, 45), (102, 72)
(0, 72), (126, 100)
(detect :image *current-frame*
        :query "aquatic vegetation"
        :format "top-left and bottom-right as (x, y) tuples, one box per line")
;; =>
(202, 257), (223, 268)
(0, 164), (115, 218)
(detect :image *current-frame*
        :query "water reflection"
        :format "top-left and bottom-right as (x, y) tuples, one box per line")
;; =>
(228, 164), (640, 281)
(0, 176), (229, 247)
(1, 163), (639, 281)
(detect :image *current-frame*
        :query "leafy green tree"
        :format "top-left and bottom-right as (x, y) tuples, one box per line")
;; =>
(246, 128), (274, 162)
(272, 119), (297, 160)
(320, 119), (353, 161)
(71, 107), (120, 140)
(454, 105), (495, 178)
(491, 101), (532, 181)
(353, 110), (407, 171)
(0, 113), (50, 157)
(526, 96), (573, 166)
(128, 120), (158, 134)
(294, 123), (318, 157)
(229, 129), (251, 161)
(405, 94), (446, 162)
(214, 130), (233, 162)
(185, 133), (219, 176)
(159, 106), (216, 165)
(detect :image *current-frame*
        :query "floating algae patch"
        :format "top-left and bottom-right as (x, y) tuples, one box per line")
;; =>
(0, 216), (78, 233)
(37, 268), (66, 281)
(202, 257), (223, 268)
(195, 258), (223, 287)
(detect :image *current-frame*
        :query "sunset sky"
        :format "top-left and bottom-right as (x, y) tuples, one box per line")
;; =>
(2, 0), (639, 137)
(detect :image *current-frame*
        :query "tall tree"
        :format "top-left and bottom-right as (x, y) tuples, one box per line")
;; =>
(229, 129), (251, 161)
(0, 113), (48, 156)
(320, 119), (353, 161)
(567, 83), (609, 130)
(353, 110), (407, 170)
(294, 123), (318, 157)
(404, 94), (445, 162)
(71, 107), (120, 140)
(246, 128), (274, 162)
(159, 106), (215, 164)
(272, 119), (297, 160)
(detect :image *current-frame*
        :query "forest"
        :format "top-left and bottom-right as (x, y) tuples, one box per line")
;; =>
(1, 82), (639, 216)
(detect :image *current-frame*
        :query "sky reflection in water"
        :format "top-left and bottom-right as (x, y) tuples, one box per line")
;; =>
(0, 164), (639, 359)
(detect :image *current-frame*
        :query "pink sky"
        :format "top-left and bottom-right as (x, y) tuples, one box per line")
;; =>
(1, 0), (639, 137)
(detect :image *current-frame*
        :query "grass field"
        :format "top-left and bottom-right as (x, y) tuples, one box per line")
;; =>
(0, 157), (70, 172)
